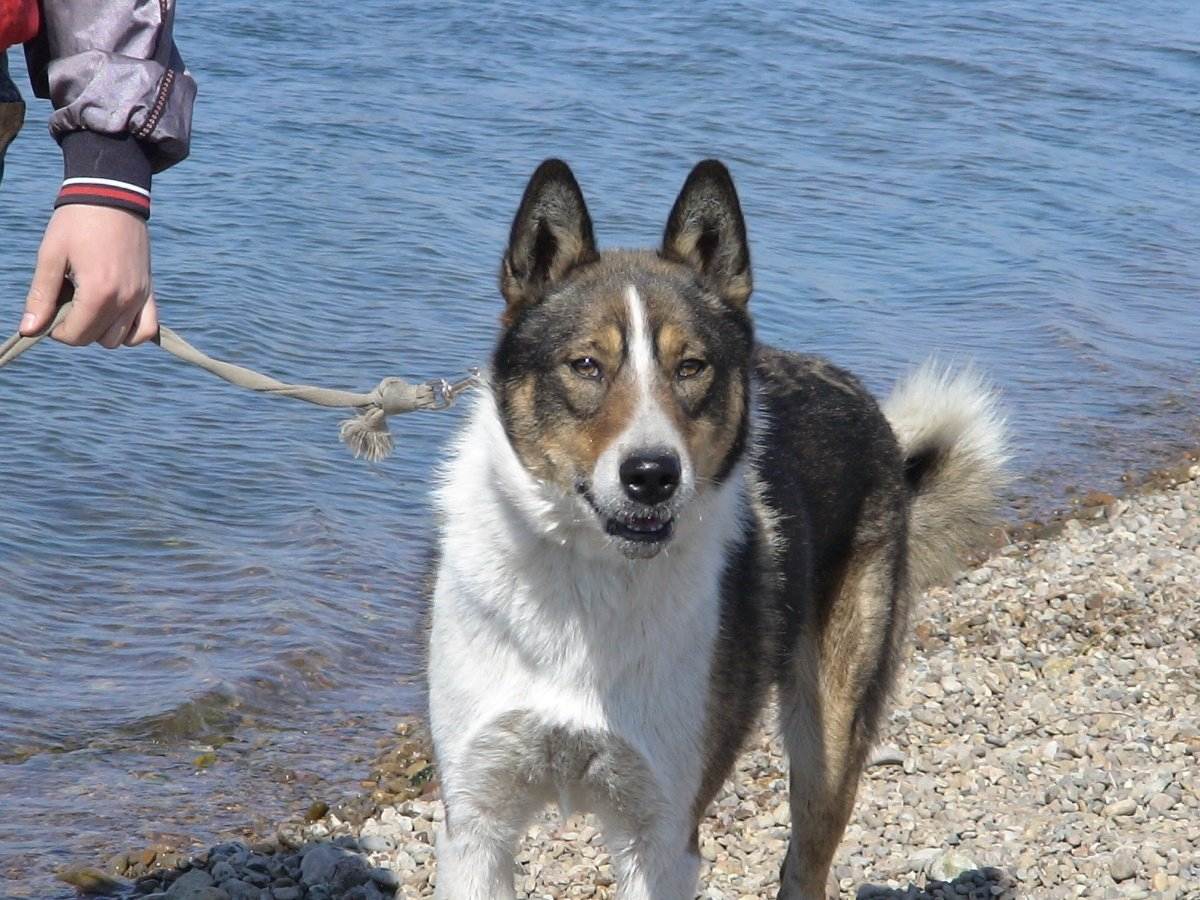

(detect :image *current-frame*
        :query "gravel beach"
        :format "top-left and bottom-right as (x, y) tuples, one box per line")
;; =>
(76, 463), (1199, 900)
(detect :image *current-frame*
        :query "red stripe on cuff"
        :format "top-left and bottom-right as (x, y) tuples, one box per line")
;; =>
(57, 184), (152, 211)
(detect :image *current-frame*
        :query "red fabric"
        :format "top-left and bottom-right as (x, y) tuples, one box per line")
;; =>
(58, 184), (152, 212)
(0, 0), (39, 49)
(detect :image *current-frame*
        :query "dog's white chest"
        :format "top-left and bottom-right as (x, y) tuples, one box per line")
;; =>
(429, 540), (722, 812)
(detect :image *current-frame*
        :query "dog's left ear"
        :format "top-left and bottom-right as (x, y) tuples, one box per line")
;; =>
(500, 159), (599, 323)
(660, 160), (752, 307)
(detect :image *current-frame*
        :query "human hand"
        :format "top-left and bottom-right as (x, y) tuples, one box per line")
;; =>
(19, 205), (159, 347)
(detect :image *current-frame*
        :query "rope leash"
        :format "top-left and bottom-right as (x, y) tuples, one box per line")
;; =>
(0, 290), (481, 462)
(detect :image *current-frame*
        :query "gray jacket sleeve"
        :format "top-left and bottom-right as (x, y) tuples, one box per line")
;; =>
(23, 0), (196, 217)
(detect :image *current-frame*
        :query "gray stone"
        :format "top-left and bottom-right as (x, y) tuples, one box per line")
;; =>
(241, 870), (271, 888)
(243, 856), (271, 875)
(927, 851), (978, 883)
(300, 843), (348, 885)
(300, 842), (370, 891)
(208, 844), (249, 865)
(359, 834), (393, 853)
(219, 880), (260, 900)
(1103, 797), (1138, 817)
(1148, 792), (1177, 813)
(1110, 851), (1138, 882)
(56, 866), (127, 896)
(867, 746), (907, 768)
(341, 884), (386, 900)
(166, 869), (218, 899)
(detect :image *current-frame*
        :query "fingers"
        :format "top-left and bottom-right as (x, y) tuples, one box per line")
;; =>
(52, 288), (126, 346)
(99, 312), (136, 349)
(53, 284), (153, 347)
(56, 280), (157, 348)
(20, 235), (68, 336)
(124, 294), (160, 347)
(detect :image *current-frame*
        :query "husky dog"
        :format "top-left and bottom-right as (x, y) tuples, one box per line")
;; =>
(427, 159), (1006, 900)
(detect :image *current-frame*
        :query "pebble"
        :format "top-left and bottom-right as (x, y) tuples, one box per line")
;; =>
(1104, 797), (1138, 817)
(926, 849), (978, 882)
(57, 866), (127, 896)
(165, 868), (216, 897)
(358, 835), (393, 854)
(1109, 851), (1138, 883)
(868, 746), (907, 768)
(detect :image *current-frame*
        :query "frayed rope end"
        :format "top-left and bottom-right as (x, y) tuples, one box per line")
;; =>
(340, 409), (395, 462)
(338, 370), (483, 462)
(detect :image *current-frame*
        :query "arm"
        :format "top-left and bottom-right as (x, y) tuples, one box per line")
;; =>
(19, 1), (197, 347)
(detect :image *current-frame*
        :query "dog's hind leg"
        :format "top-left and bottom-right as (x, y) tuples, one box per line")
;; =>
(776, 532), (910, 900)
(775, 644), (867, 900)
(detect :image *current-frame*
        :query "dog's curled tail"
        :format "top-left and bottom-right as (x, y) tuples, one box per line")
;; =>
(883, 361), (1009, 591)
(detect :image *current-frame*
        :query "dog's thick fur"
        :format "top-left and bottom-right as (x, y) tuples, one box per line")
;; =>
(427, 160), (1007, 899)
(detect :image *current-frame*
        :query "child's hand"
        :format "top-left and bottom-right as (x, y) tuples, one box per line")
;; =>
(19, 204), (159, 347)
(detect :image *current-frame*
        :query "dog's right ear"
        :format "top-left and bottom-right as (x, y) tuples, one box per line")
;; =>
(500, 159), (599, 324)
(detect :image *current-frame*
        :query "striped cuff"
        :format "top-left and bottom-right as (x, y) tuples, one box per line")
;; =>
(55, 131), (153, 220)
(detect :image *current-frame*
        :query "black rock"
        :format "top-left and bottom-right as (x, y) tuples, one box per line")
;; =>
(368, 866), (399, 893)
(221, 879), (261, 900)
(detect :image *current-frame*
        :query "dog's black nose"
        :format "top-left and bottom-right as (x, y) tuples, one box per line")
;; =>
(620, 452), (681, 504)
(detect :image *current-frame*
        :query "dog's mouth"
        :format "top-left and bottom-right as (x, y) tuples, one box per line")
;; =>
(604, 511), (675, 544)
(578, 484), (677, 556)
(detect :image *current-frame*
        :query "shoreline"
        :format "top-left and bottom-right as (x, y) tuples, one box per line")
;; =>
(999, 446), (1200, 548)
(55, 454), (1200, 899)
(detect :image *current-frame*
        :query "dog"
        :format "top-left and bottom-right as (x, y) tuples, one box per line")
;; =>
(426, 159), (1006, 899)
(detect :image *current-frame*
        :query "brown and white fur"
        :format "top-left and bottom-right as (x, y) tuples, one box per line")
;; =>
(427, 159), (1007, 899)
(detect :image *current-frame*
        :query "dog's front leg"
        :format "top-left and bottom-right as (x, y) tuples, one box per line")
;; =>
(603, 820), (701, 900)
(434, 830), (513, 900)
(434, 800), (526, 900)
(434, 778), (545, 900)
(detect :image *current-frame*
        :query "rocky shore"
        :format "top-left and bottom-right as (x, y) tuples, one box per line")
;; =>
(66, 463), (1199, 899)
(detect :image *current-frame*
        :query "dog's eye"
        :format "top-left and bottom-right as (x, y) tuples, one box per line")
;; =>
(570, 357), (603, 380)
(676, 359), (707, 380)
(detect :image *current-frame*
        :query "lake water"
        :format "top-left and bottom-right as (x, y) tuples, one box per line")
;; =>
(1, 2), (1197, 895)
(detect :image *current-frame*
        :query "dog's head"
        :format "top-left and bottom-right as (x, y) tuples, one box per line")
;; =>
(491, 160), (754, 559)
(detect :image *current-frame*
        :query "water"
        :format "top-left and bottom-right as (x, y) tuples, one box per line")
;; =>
(1, 2), (1197, 894)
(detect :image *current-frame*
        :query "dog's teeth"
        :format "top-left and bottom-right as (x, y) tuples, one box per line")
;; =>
(628, 517), (665, 533)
